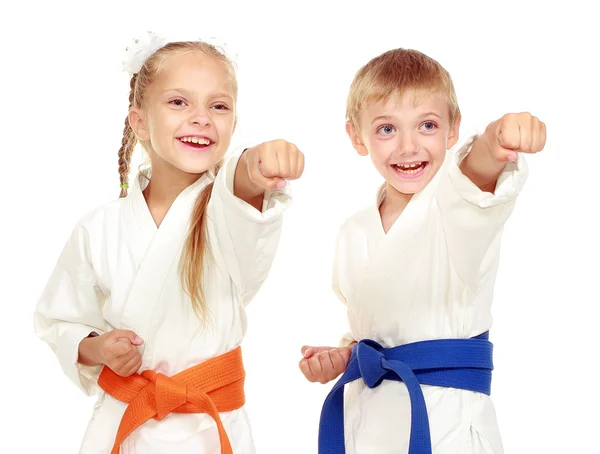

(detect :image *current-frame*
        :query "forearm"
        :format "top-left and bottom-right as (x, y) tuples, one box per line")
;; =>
(459, 134), (508, 193)
(233, 149), (265, 211)
(77, 334), (102, 367)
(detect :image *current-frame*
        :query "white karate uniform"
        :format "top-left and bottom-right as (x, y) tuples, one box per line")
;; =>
(333, 133), (528, 453)
(34, 150), (292, 453)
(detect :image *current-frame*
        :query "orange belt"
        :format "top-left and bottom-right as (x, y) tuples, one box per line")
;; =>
(98, 346), (245, 454)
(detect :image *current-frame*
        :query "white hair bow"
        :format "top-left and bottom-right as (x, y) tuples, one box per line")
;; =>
(122, 31), (238, 78)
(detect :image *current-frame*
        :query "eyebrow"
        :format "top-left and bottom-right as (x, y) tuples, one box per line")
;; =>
(211, 92), (234, 101)
(419, 111), (442, 119)
(163, 88), (191, 95)
(371, 115), (395, 125)
(370, 112), (442, 124)
(162, 89), (234, 100)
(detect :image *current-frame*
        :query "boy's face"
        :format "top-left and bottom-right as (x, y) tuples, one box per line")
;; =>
(347, 90), (460, 196)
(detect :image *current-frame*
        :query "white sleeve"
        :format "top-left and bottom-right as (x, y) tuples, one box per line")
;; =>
(208, 148), (292, 305)
(332, 229), (356, 347)
(34, 222), (107, 396)
(436, 130), (529, 289)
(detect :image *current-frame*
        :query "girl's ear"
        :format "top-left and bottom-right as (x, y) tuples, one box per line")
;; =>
(129, 107), (149, 141)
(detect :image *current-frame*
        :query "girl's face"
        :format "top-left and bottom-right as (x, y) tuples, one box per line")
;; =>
(131, 52), (236, 177)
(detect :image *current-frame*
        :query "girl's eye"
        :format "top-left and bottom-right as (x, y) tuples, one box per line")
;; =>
(212, 104), (228, 110)
(420, 121), (437, 131)
(169, 99), (186, 106)
(378, 125), (395, 135)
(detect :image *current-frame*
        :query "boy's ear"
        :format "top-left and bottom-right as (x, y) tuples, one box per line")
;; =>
(345, 121), (369, 156)
(447, 114), (462, 149)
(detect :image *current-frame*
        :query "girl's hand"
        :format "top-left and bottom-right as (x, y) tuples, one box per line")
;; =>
(299, 345), (353, 384)
(78, 329), (144, 377)
(243, 139), (305, 191)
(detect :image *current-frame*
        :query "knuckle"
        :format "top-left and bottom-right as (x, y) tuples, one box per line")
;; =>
(262, 168), (276, 178)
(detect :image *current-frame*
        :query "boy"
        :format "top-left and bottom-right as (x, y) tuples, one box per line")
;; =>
(299, 49), (545, 453)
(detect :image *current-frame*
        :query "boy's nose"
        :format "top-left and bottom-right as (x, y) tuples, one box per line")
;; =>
(398, 133), (418, 155)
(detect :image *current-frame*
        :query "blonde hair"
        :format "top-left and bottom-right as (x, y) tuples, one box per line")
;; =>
(346, 48), (460, 132)
(117, 41), (237, 323)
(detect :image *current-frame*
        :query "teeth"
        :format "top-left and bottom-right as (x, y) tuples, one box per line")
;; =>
(397, 161), (422, 169)
(393, 162), (425, 174)
(180, 137), (211, 145)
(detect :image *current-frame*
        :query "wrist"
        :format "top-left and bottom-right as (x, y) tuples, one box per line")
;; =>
(235, 149), (265, 200)
(460, 134), (506, 189)
(77, 333), (102, 367)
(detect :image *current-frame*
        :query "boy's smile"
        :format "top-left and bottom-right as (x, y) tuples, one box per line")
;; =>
(347, 89), (460, 198)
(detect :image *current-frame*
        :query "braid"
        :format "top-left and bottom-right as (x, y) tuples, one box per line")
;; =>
(118, 74), (138, 198)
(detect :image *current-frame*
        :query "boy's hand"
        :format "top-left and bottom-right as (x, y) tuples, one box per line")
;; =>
(484, 112), (546, 163)
(299, 345), (353, 384)
(461, 112), (546, 191)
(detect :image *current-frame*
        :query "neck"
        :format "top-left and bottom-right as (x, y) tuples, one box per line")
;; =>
(143, 156), (203, 208)
(378, 182), (413, 233)
(381, 182), (413, 213)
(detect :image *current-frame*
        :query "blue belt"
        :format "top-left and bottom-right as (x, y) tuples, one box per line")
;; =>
(318, 332), (493, 454)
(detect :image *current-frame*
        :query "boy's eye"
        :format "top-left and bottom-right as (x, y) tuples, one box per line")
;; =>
(420, 121), (437, 131)
(378, 125), (395, 135)
(169, 99), (186, 106)
(212, 104), (228, 110)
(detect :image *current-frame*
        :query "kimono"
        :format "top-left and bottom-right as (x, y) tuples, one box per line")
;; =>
(333, 133), (528, 453)
(34, 149), (292, 453)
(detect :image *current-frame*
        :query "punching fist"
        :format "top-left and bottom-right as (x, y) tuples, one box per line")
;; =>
(299, 345), (353, 384)
(243, 139), (305, 191)
(484, 112), (546, 163)
(78, 329), (144, 377)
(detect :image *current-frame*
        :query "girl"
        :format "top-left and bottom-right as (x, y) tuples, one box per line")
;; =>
(34, 32), (304, 454)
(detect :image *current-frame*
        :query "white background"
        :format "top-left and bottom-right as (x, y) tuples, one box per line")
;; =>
(1, 0), (599, 452)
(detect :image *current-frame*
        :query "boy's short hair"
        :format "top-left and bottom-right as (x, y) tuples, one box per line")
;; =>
(346, 48), (460, 132)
